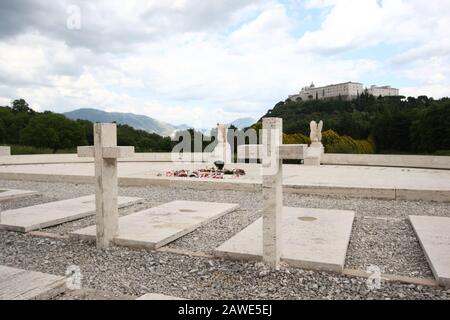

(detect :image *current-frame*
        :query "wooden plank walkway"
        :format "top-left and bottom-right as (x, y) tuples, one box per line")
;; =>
(0, 265), (67, 300)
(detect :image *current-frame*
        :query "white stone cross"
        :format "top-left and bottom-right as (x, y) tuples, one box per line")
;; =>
(238, 118), (307, 267)
(77, 123), (134, 249)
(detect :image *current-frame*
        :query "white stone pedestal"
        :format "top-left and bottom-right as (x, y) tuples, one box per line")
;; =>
(304, 142), (324, 166)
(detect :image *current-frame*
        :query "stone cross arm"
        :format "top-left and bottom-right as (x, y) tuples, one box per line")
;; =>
(77, 146), (135, 158)
(237, 144), (307, 160)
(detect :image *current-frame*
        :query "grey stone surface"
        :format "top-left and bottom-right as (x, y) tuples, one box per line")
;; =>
(215, 207), (355, 273)
(409, 215), (450, 287)
(71, 200), (239, 249)
(0, 265), (66, 300)
(0, 195), (142, 232)
(0, 189), (39, 202)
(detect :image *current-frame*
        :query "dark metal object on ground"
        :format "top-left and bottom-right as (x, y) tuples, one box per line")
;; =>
(214, 161), (225, 170)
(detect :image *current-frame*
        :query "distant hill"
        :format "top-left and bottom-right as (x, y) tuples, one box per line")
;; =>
(230, 117), (256, 129)
(64, 108), (189, 136)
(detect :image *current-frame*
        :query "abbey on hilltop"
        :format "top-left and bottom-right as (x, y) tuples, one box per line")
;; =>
(288, 81), (399, 102)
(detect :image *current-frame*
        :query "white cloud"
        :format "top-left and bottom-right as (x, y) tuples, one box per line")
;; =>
(297, 0), (450, 53)
(303, 0), (337, 9)
(0, 0), (449, 130)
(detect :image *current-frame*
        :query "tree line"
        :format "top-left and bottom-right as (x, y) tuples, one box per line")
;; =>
(2, 95), (450, 155)
(0, 99), (175, 154)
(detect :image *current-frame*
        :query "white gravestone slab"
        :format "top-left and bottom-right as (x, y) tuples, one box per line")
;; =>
(71, 200), (239, 249)
(215, 207), (355, 273)
(0, 189), (39, 202)
(409, 215), (450, 287)
(0, 195), (142, 232)
(0, 265), (67, 300)
(137, 293), (186, 300)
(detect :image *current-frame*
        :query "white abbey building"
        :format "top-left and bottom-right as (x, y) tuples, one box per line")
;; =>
(367, 85), (399, 97)
(289, 82), (399, 102)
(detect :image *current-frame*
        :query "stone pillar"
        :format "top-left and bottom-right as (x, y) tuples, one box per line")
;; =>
(261, 118), (283, 268)
(94, 123), (119, 249)
(0, 146), (11, 157)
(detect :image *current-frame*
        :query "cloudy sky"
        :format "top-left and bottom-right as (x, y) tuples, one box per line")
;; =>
(0, 0), (449, 128)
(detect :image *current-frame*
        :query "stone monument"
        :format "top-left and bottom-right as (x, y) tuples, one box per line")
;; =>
(309, 120), (323, 145)
(304, 120), (324, 166)
(211, 124), (232, 164)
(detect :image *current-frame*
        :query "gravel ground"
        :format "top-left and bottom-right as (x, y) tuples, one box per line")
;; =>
(0, 179), (449, 300)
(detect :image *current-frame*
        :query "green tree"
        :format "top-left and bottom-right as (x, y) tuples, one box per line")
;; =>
(20, 112), (87, 152)
(12, 99), (33, 114)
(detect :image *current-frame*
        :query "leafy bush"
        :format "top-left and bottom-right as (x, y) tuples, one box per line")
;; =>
(434, 150), (450, 156)
(283, 133), (310, 145)
(11, 145), (54, 155)
(321, 129), (374, 154)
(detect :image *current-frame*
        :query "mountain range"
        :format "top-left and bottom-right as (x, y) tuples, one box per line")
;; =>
(230, 117), (257, 129)
(64, 108), (256, 136)
(64, 108), (190, 136)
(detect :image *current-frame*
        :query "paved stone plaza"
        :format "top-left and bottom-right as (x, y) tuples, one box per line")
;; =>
(0, 161), (449, 201)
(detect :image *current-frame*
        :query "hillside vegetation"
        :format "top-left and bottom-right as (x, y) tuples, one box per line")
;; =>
(259, 93), (450, 155)
(0, 99), (175, 154)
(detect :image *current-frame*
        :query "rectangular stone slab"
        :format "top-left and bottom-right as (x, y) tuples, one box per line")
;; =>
(215, 207), (355, 273)
(0, 265), (67, 300)
(71, 200), (239, 249)
(137, 293), (186, 300)
(0, 189), (39, 202)
(409, 215), (450, 287)
(0, 195), (142, 232)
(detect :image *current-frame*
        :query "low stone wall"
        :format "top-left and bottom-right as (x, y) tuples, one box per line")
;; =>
(0, 146), (11, 157)
(0, 152), (212, 165)
(322, 153), (450, 170)
(1, 151), (449, 170)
